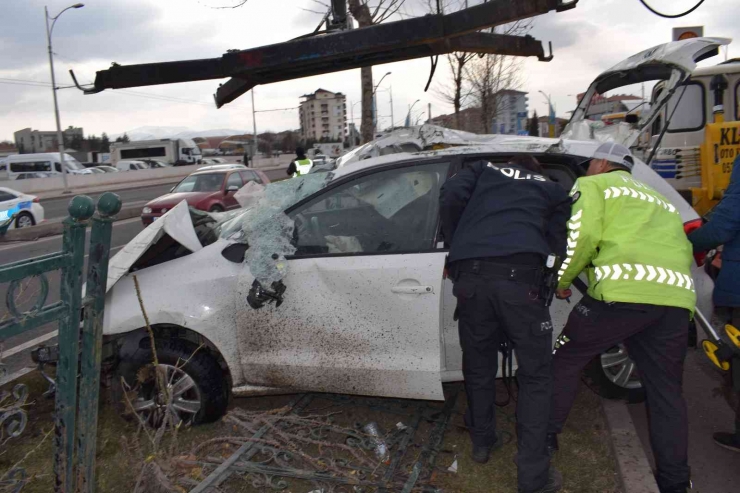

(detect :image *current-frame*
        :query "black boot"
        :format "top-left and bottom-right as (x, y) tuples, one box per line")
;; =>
(658, 481), (691, 493)
(713, 431), (740, 453)
(471, 433), (503, 464)
(519, 467), (563, 493)
(546, 433), (559, 456)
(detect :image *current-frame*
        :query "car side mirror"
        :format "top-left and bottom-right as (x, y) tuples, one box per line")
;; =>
(226, 185), (239, 193)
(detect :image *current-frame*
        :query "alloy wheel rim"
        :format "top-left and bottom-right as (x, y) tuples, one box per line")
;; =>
(600, 345), (642, 390)
(130, 364), (202, 426)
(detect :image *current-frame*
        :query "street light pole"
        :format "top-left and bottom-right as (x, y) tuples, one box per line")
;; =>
(389, 86), (394, 131)
(251, 89), (257, 164)
(406, 99), (420, 127)
(539, 90), (555, 138)
(46, 3), (84, 194)
(373, 71), (391, 132)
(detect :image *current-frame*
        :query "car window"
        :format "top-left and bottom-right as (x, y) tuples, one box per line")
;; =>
(666, 82), (705, 133)
(240, 170), (261, 184)
(226, 172), (243, 190)
(0, 191), (16, 202)
(129, 163), (137, 170)
(291, 161), (450, 256)
(173, 173), (224, 193)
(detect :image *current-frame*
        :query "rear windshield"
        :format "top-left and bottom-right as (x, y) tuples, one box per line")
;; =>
(174, 173), (224, 193)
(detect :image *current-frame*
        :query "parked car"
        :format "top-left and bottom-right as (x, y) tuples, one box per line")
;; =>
(143, 160), (172, 169)
(0, 187), (44, 229)
(96, 166), (119, 173)
(70, 39), (721, 426)
(15, 172), (53, 180)
(140, 168), (270, 225)
(197, 164), (247, 171)
(116, 160), (149, 171)
(87, 167), (106, 174)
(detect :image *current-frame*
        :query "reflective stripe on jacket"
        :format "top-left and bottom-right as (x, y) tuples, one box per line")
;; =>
(292, 158), (313, 177)
(558, 170), (696, 313)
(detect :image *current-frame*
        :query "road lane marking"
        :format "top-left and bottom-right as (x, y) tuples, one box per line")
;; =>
(2, 330), (59, 359)
(0, 218), (141, 253)
(0, 367), (35, 386)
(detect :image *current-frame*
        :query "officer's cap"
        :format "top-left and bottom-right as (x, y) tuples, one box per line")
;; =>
(593, 142), (634, 171)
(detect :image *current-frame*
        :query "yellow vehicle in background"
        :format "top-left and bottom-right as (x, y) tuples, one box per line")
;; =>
(648, 58), (740, 215)
(563, 37), (736, 216)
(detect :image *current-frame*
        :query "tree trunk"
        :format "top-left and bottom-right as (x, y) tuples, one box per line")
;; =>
(349, 0), (375, 143)
(360, 66), (375, 143)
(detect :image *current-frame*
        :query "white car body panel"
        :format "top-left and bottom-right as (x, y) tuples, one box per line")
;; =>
(235, 253), (447, 400)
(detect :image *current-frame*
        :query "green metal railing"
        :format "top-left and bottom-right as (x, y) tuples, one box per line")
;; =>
(0, 192), (121, 493)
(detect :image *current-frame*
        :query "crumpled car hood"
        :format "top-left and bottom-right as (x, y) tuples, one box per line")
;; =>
(562, 37), (731, 147)
(106, 200), (202, 291)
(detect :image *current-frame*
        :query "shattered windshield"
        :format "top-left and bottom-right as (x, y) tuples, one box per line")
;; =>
(214, 173), (334, 285)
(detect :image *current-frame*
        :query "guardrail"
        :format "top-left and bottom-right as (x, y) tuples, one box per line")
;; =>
(0, 192), (120, 492)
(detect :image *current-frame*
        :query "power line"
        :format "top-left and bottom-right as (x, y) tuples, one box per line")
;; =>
(638, 0), (705, 18)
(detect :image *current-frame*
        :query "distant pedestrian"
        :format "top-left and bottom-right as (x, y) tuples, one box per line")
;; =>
(688, 155), (740, 453)
(287, 147), (313, 178)
(243, 150), (250, 168)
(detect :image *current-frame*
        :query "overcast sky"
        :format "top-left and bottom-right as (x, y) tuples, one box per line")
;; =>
(1, 0), (737, 141)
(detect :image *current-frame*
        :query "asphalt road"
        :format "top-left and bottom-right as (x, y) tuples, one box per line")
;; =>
(38, 163), (290, 220)
(629, 327), (740, 491)
(40, 183), (177, 220)
(0, 218), (145, 381)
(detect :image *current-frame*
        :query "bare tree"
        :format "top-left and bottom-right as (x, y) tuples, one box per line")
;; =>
(348, 0), (406, 143)
(427, 0), (475, 130)
(466, 19), (532, 133)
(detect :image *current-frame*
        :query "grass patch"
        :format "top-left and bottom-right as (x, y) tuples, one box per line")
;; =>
(433, 384), (622, 493)
(0, 374), (621, 492)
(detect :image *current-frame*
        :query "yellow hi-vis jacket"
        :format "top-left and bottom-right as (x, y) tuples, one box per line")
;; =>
(558, 170), (696, 313)
(292, 158), (313, 178)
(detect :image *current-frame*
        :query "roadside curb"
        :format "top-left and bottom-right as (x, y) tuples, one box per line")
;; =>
(601, 398), (660, 493)
(0, 206), (141, 243)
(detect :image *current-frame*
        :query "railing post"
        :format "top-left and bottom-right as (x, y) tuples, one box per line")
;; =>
(53, 196), (94, 493)
(75, 193), (121, 493)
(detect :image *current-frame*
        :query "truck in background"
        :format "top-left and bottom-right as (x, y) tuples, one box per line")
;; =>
(110, 139), (202, 166)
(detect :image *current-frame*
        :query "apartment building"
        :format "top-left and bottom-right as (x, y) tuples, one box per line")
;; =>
(299, 89), (347, 141)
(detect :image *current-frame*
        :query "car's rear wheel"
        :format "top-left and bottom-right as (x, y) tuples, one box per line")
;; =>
(584, 344), (646, 403)
(209, 205), (224, 213)
(15, 212), (35, 229)
(110, 338), (228, 426)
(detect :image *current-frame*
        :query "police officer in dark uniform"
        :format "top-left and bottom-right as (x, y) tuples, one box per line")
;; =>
(439, 155), (569, 493)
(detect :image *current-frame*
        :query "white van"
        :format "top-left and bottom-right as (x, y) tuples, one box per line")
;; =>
(5, 153), (91, 180)
(115, 160), (149, 171)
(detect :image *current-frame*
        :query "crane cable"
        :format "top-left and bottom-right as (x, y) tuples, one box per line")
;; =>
(638, 0), (705, 18)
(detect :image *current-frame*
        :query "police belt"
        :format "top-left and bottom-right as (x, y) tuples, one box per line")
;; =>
(451, 258), (542, 285)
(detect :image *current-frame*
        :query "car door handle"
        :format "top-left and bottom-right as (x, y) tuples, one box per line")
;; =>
(391, 286), (434, 294)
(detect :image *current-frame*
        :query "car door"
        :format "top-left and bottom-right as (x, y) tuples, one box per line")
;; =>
(235, 160), (450, 400)
(0, 189), (20, 222)
(224, 172), (243, 209)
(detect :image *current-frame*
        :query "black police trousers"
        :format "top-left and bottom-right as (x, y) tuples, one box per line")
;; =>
(548, 295), (691, 491)
(453, 264), (554, 493)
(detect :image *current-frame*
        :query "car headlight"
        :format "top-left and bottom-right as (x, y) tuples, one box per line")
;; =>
(142, 207), (152, 214)
(161, 208), (168, 214)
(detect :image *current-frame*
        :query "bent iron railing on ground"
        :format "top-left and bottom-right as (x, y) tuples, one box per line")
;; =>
(0, 193), (121, 493)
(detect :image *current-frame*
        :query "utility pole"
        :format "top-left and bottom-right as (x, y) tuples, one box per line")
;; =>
(389, 86), (394, 131)
(46, 3), (84, 193)
(428, 103), (431, 124)
(251, 89), (257, 163)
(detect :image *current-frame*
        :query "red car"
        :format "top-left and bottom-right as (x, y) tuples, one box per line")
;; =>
(141, 168), (270, 225)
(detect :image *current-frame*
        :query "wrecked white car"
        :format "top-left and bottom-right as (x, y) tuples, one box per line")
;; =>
(99, 37), (725, 425)
(99, 130), (712, 425)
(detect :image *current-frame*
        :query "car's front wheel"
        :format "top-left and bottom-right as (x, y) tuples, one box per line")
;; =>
(208, 204), (224, 213)
(110, 338), (228, 426)
(15, 212), (35, 229)
(584, 344), (646, 403)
